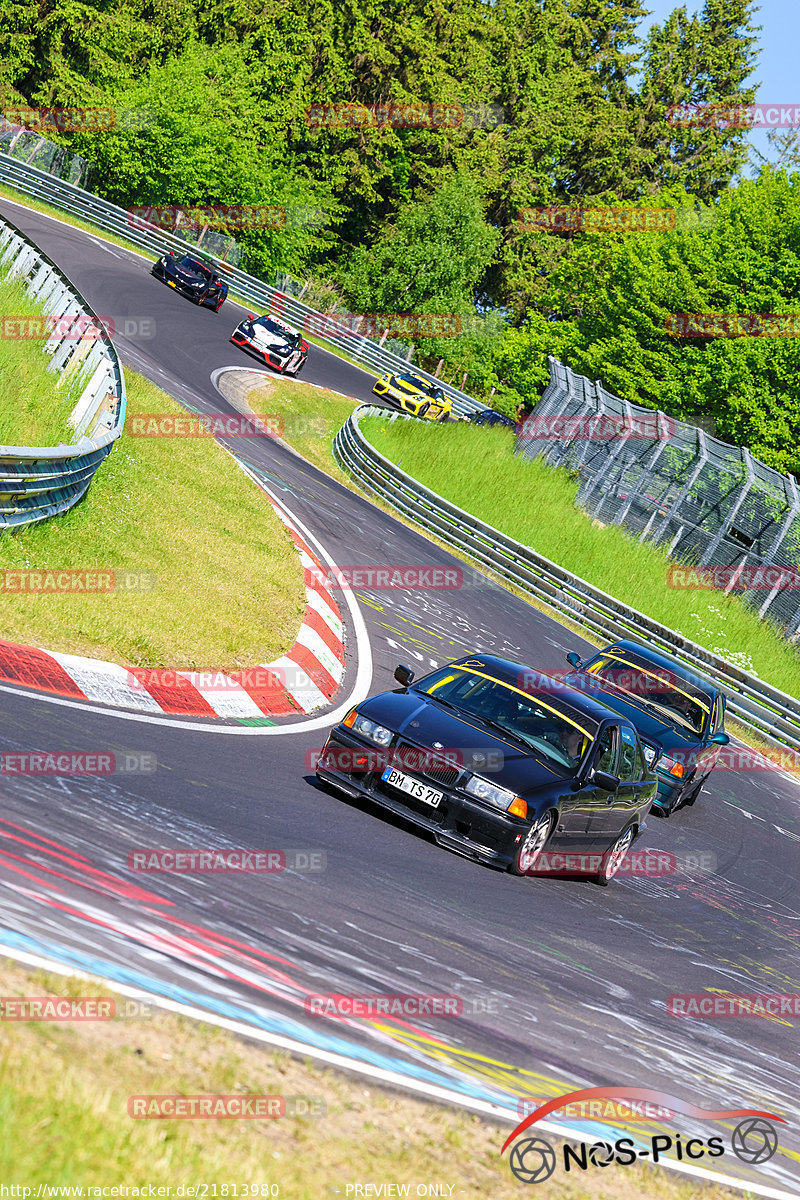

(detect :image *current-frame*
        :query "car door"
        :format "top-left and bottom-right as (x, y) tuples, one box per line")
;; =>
(695, 695), (723, 781)
(593, 725), (640, 843)
(557, 724), (621, 846)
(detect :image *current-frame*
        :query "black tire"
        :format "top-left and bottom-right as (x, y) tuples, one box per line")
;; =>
(595, 823), (636, 886)
(683, 777), (703, 807)
(508, 812), (555, 877)
(417, 402), (430, 418)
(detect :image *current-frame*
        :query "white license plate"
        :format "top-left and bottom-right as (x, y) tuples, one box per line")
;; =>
(381, 767), (443, 808)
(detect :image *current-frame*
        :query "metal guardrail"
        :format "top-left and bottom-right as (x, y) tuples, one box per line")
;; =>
(520, 357), (800, 637)
(0, 214), (126, 529)
(335, 406), (800, 753)
(0, 153), (488, 418)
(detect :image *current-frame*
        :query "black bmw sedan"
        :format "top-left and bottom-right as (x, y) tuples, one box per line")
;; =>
(315, 654), (656, 884)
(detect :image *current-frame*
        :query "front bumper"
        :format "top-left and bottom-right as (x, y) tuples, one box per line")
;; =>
(315, 731), (528, 868)
(230, 334), (305, 373)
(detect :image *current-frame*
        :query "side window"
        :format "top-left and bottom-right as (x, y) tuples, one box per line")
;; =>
(619, 727), (638, 782)
(595, 726), (619, 774)
(711, 696), (724, 733)
(632, 737), (647, 782)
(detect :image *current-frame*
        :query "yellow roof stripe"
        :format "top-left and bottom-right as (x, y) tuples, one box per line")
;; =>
(454, 667), (594, 738)
(591, 653), (710, 715)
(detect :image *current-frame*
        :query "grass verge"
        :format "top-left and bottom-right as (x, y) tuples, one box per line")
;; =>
(359, 416), (800, 699)
(0, 274), (79, 446)
(222, 371), (361, 488)
(0, 960), (746, 1200)
(0, 367), (305, 670)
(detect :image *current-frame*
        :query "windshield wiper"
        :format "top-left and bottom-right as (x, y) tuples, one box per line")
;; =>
(424, 692), (459, 712)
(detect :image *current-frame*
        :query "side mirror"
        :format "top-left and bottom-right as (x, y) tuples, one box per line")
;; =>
(394, 664), (415, 686)
(566, 651), (582, 669)
(592, 770), (619, 793)
(710, 731), (730, 746)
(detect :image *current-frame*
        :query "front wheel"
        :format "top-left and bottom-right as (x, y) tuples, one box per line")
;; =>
(508, 812), (554, 877)
(595, 823), (635, 886)
(417, 402), (430, 418)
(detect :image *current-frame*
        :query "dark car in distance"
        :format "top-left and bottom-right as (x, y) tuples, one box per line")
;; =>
(151, 251), (229, 311)
(315, 654), (657, 884)
(467, 408), (517, 431)
(563, 640), (730, 816)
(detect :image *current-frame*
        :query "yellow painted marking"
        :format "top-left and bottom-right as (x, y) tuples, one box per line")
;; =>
(593, 653), (710, 714)
(450, 667), (594, 738)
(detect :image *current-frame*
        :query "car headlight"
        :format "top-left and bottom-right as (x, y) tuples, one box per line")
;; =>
(642, 744), (658, 767)
(465, 774), (519, 811)
(350, 714), (393, 747)
(657, 755), (684, 778)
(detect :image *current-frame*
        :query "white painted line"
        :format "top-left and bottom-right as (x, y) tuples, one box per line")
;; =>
(305, 587), (343, 639)
(294, 623), (344, 682)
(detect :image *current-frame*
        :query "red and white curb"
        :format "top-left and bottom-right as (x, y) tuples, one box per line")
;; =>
(0, 507), (345, 721)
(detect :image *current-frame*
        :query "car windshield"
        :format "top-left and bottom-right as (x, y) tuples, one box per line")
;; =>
(582, 651), (710, 735)
(399, 374), (442, 399)
(416, 666), (598, 771)
(252, 319), (301, 349)
(176, 257), (212, 280)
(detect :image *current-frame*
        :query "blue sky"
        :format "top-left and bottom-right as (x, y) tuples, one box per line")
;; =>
(637, 0), (790, 169)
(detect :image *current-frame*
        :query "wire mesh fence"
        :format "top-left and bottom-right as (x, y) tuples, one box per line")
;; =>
(517, 357), (800, 638)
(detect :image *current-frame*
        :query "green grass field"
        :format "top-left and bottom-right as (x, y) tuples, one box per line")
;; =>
(0, 274), (81, 447)
(0, 368), (305, 670)
(360, 415), (800, 699)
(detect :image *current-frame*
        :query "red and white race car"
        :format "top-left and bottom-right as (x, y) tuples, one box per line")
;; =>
(230, 313), (308, 375)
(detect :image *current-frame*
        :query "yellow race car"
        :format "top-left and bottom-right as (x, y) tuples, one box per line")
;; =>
(372, 371), (452, 420)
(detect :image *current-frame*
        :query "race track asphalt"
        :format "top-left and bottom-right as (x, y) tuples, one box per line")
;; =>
(1, 195), (799, 1193)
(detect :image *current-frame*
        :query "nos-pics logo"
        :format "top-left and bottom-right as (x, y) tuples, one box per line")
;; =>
(501, 1087), (784, 1184)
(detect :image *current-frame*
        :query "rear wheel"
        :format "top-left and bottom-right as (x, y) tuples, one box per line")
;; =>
(596, 823), (635, 886)
(508, 812), (554, 877)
